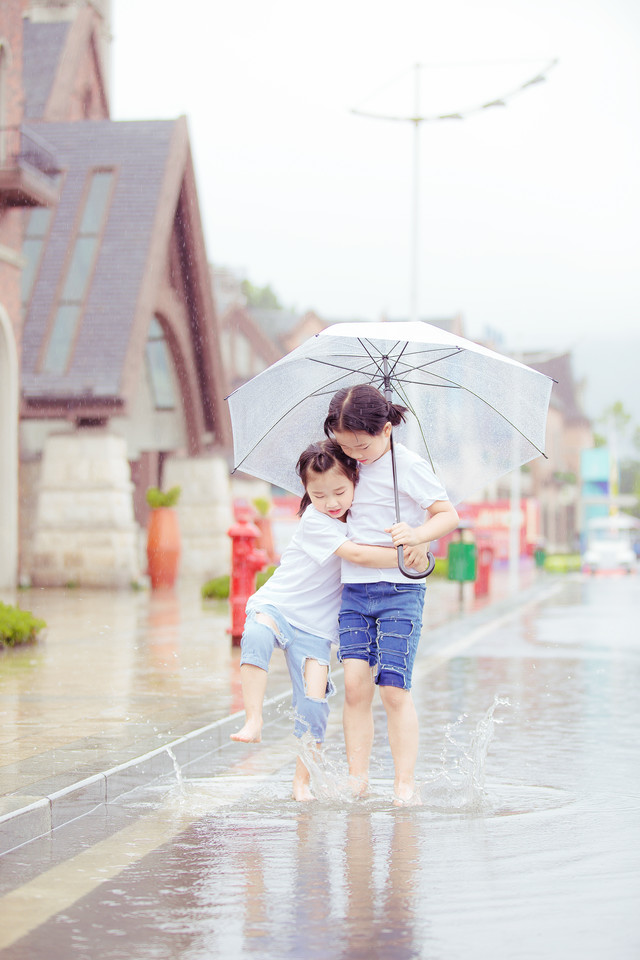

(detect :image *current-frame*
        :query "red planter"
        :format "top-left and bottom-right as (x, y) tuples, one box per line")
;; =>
(147, 507), (181, 589)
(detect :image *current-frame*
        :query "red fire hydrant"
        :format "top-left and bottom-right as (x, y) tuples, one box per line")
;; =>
(228, 501), (268, 645)
(474, 537), (494, 598)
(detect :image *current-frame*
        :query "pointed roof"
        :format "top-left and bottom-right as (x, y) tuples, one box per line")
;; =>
(22, 119), (174, 397)
(21, 117), (231, 445)
(23, 6), (109, 122)
(23, 20), (71, 119)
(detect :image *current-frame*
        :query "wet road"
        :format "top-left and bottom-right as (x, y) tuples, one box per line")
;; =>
(1, 574), (639, 959)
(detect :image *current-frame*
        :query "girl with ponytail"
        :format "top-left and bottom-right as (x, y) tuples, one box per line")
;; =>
(231, 438), (429, 801)
(325, 384), (459, 804)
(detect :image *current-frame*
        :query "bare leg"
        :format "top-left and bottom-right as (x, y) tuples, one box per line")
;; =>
(302, 656), (329, 700)
(292, 755), (315, 801)
(292, 657), (329, 801)
(342, 659), (375, 796)
(379, 685), (422, 805)
(230, 663), (268, 742)
(231, 612), (278, 742)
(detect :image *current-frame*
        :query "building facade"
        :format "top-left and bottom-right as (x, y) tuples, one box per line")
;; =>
(1, 0), (233, 588)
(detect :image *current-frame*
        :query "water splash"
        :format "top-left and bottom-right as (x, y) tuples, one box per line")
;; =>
(165, 746), (185, 794)
(298, 734), (364, 803)
(422, 696), (511, 814)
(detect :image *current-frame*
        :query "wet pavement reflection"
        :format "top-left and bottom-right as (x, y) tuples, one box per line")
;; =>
(1, 573), (639, 959)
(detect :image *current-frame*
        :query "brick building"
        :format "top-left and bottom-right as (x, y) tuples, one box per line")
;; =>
(524, 352), (593, 552)
(0, 0), (232, 588)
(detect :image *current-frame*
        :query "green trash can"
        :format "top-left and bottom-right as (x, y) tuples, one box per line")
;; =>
(447, 541), (477, 582)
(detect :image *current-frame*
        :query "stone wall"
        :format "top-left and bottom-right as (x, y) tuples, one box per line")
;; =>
(30, 430), (140, 587)
(162, 456), (233, 581)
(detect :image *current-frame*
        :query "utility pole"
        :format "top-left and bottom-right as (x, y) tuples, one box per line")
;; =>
(352, 59), (558, 324)
(353, 59), (557, 591)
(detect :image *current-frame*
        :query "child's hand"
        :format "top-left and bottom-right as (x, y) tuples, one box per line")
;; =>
(403, 543), (430, 570)
(386, 522), (422, 548)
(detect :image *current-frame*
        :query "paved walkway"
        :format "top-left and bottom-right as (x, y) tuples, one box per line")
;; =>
(0, 563), (540, 854)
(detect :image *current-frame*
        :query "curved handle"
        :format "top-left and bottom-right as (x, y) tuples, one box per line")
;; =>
(398, 546), (435, 580)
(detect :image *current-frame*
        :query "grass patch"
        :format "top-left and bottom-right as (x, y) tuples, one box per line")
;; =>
(0, 602), (47, 648)
(201, 565), (278, 600)
(543, 553), (582, 573)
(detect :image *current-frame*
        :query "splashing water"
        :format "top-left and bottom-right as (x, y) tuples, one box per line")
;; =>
(422, 696), (511, 814)
(297, 697), (511, 809)
(165, 746), (185, 794)
(298, 734), (359, 803)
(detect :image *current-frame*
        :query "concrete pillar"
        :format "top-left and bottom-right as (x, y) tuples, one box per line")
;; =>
(163, 456), (232, 581)
(30, 430), (140, 587)
(0, 306), (19, 591)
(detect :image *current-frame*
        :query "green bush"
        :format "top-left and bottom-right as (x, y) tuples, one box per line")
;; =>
(201, 575), (230, 600)
(146, 485), (181, 509)
(257, 566), (277, 588)
(0, 602), (47, 648)
(201, 565), (277, 600)
(252, 497), (271, 517)
(543, 553), (582, 573)
(431, 556), (448, 578)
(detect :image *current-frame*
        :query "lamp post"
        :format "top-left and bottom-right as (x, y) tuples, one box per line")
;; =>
(352, 59), (558, 323)
(353, 59), (557, 591)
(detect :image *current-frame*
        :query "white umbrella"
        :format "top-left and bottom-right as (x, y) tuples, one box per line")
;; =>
(227, 320), (553, 507)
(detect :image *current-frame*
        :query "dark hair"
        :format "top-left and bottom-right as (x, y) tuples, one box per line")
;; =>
(324, 384), (407, 439)
(296, 439), (358, 516)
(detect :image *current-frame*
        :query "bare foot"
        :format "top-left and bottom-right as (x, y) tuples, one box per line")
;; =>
(292, 756), (315, 801)
(230, 719), (262, 742)
(392, 783), (422, 807)
(348, 775), (369, 799)
(292, 779), (315, 802)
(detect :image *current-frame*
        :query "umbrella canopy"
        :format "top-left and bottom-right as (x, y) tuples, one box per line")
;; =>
(227, 321), (553, 505)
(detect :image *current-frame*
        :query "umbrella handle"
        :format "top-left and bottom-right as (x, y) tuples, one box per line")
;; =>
(398, 546), (436, 579)
(388, 423), (436, 580)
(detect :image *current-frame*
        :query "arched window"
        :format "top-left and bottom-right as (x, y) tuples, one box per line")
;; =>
(42, 168), (114, 374)
(145, 317), (177, 409)
(22, 206), (53, 312)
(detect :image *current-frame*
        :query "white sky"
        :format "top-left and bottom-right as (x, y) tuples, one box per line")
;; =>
(111, 0), (640, 421)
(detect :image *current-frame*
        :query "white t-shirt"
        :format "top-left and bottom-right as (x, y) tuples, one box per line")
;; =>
(342, 442), (448, 584)
(247, 505), (349, 642)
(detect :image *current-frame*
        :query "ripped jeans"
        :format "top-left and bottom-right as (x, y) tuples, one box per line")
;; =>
(338, 581), (426, 689)
(240, 603), (336, 742)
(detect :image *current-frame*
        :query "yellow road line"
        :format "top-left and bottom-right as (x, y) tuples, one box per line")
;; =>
(0, 755), (283, 951)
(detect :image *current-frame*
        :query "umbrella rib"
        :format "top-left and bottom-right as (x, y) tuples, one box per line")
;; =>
(355, 338), (389, 381)
(406, 348), (467, 372)
(232, 367), (365, 472)
(391, 377), (460, 389)
(392, 380), (437, 473)
(435, 374), (548, 455)
(386, 341), (412, 382)
(400, 370), (548, 458)
(358, 338), (419, 387)
(309, 357), (377, 378)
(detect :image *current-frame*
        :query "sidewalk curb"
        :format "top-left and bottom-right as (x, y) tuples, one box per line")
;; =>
(0, 574), (556, 856)
(0, 687), (294, 857)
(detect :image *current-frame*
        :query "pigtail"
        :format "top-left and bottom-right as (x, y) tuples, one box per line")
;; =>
(386, 399), (407, 428)
(325, 384), (407, 438)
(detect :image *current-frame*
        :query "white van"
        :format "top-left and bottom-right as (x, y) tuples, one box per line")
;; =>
(582, 515), (638, 574)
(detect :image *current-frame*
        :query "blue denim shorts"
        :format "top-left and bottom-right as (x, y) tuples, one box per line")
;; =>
(338, 581), (426, 690)
(241, 603), (335, 741)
